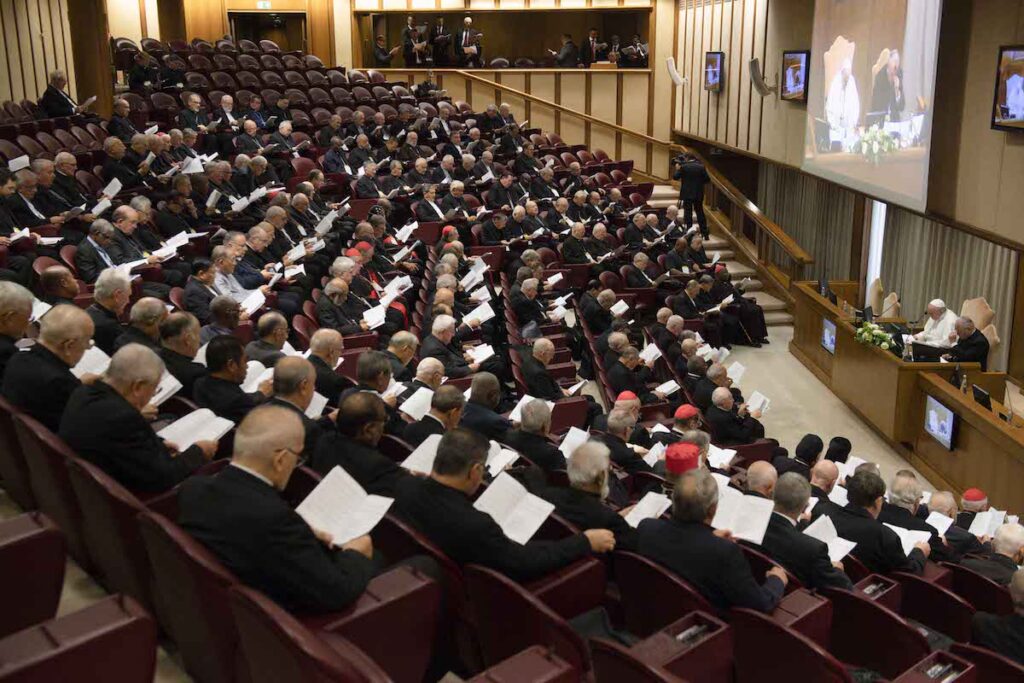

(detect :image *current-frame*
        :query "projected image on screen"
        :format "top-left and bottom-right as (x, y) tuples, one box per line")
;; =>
(924, 395), (955, 450)
(803, 0), (942, 211)
(992, 46), (1024, 131)
(782, 50), (810, 102)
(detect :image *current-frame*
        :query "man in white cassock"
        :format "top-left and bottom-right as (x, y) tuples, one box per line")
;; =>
(825, 59), (860, 143)
(913, 299), (959, 348)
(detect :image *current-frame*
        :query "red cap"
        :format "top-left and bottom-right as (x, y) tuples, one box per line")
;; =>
(354, 241), (373, 251)
(962, 488), (987, 502)
(714, 264), (727, 274)
(616, 391), (638, 402)
(665, 443), (700, 474)
(442, 225), (456, 236)
(344, 248), (361, 258)
(674, 404), (699, 420)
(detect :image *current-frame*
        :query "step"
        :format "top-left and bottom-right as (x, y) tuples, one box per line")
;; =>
(707, 249), (735, 262)
(748, 290), (787, 312)
(740, 278), (763, 292)
(764, 311), (794, 326)
(703, 237), (730, 251)
(722, 260), (756, 278)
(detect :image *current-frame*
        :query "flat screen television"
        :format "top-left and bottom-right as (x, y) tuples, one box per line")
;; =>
(821, 318), (837, 354)
(924, 395), (957, 450)
(704, 52), (724, 92)
(992, 45), (1024, 131)
(781, 50), (810, 102)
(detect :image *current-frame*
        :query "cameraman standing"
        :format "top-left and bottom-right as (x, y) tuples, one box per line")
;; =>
(673, 153), (711, 239)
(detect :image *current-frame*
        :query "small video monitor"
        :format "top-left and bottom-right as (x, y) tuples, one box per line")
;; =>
(972, 385), (993, 412)
(782, 50), (810, 102)
(821, 318), (837, 355)
(705, 52), (724, 92)
(924, 395), (956, 450)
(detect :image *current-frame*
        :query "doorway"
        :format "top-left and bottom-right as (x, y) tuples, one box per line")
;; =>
(229, 12), (307, 53)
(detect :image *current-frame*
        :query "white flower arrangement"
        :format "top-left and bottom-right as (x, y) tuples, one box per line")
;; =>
(854, 321), (893, 350)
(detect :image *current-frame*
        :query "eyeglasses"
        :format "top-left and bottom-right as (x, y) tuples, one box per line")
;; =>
(279, 446), (306, 468)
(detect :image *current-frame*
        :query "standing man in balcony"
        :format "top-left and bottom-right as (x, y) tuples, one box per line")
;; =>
(673, 153), (711, 240)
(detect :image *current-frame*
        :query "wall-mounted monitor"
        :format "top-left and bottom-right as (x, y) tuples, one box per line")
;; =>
(821, 318), (837, 354)
(782, 50), (810, 102)
(992, 45), (1024, 132)
(924, 395), (957, 450)
(705, 52), (724, 92)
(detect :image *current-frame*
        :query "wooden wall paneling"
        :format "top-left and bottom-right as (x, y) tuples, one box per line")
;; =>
(182, 0), (226, 42)
(529, 72), (557, 135)
(445, 71), (468, 102)
(749, 0), (766, 154)
(498, 71), (527, 119)
(620, 71), (648, 173)
(68, 0), (112, 117)
(589, 72), (618, 158)
(559, 72), (587, 146)
(993, 2), (1024, 238)
(307, 0), (334, 65)
(157, 0), (187, 41)
(1008, 258), (1024, 382)
(715, 0), (732, 143)
(469, 70), (495, 111)
(650, 0), (674, 141)
(0, 1), (23, 102)
(698, 0), (710, 139)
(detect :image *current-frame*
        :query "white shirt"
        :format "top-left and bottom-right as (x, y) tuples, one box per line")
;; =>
(915, 308), (958, 348)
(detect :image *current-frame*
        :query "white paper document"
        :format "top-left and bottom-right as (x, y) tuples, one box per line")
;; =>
(558, 427), (589, 459)
(7, 155), (29, 172)
(402, 433), (441, 473)
(610, 300), (629, 317)
(545, 272), (563, 287)
(399, 387), (434, 421)
(883, 523), (932, 556)
(828, 485), (849, 506)
(241, 362), (272, 393)
(90, 198), (111, 217)
(707, 444), (736, 470)
(240, 289), (265, 316)
(643, 441), (666, 468)
(650, 423), (670, 434)
(30, 298), (52, 322)
(194, 343), (209, 366)
(157, 409), (234, 450)
(746, 391), (770, 414)
(711, 488), (774, 544)
(101, 178), (122, 198)
(836, 456), (867, 482)
(363, 305), (387, 330)
(295, 466), (394, 545)
(71, 346), (110, 378)
(639, 345), (662, 364)
(486, 441), (519, 476)
(625, 492), (672, 528)
(566, 379), (587, 396)
(654, 380), (680, 396)
(968, 509), (1007, 538)
(395, 222), (417, 243)
(509, 394), (554, 423)
(467, 302), (495, 325)
(151, 370), (183, 406)
(305, 391), (329, 418)
(468, 344), (495, 365)
(924, 511), (954, 537)
(470, 286), (491, 304)
(473, 472), (554, 544)
(803, 515), (858, 563)
(727, 362), (746, 383)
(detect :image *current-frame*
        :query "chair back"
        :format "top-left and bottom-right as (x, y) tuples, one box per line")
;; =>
(950, 642), (1024, 680)
(612, 551), (713, 637)
(137, 509), (243, 683)
(0, 395), (35, 509)
(0, 512), (65, 638)
(228, 585), (390, 683)
(959, 297), (995, 331)
(891, 571), (976, 642)
(941, 561), (1014, 615)
(730, 607), (852, 682)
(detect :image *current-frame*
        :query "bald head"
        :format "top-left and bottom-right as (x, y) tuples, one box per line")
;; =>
(746, 461), (778, 497)
(469, 371), (501, 408)
(38, 304), (94, 367)
(810, 460), (839, 493)
(273, 356), (315, 397)
(232, 405), (306, 489)
(309, 328), (343, 357)
(414, 357), (445, 388)
(105, 344), (165, 410)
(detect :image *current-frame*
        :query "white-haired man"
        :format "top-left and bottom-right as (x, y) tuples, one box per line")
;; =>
(913, 299), (959, 347)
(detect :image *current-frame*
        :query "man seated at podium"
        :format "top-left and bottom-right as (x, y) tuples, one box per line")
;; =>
(912, 299), (958, 347)
(942, 316), (990, 371)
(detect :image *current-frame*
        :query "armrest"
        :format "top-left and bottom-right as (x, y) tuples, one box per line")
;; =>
(0, 512), (66, 637)
(547, 363), (577, 381)
(341, 331), (378, 350)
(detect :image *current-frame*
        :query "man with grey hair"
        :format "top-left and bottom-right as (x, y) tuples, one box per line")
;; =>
(943, 316), (991, 370)
(400, 357), (445, 403)
(422, 314), (478, 379)
(706, 385), (766, 445)
(694, 362), (739, 411)
(963, 523), (1024, 586)
(87, 267), (131, 354)
(159, 312), (206, 398)
(597, 407), (655, 475)
(115, 297), (167, 351)
(970, 567), (1024, 664)
(60, 344), (217, 493)
(608, 346), (665, 405)
(761, 472), (853, 590)
(178, 405), (375, 614)
(511, 278), (556, 330)
(39, 69), (87, 118)
(404, 385), (466, 447)
(384, 330), (418, 382)
(584, 289), (617, 334)
(267, 356), (335, 455)
(0, 281), (33, 375)
(245, 311), (289, 367)
(878, 469), (958, 562)
(540, 441), (638, 550)
(746, 461), (778, 499)
(636, 468), (788, 612)
(316, 278), (366, 335)
(212, 244), (270, 307)
(503, 398), (565, 472)
(307, 329), (347, 404)
(2, 304), (94, 431)
(926, 491), (988, 556)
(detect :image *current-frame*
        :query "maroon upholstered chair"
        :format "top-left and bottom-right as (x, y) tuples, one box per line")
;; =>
(0, 513), (65, 638)
(12, 413), (92, 570)
(467, 645), (576, 682)
(65, 457), (155, 613)
(821, 586), (930, 679)
(0, 595), (157, 683)
(228, 585), (390, 683)
(612, 551), (713, 637)
(0, 395), (35, 509)
(892, 571), (976, 642)
(591, 638), (688, 683)
(941, 561), (1014, 615)
(729, 607), (853, 682)
(950, 643), (1024, 680)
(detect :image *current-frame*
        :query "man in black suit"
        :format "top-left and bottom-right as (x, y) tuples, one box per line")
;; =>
(38, 70), (82, 118)
(183, 259), (218, 324)
(179, 404), (376, 614)
(159, 312), (206, 401)
(312, 391), (413, 495)
(2, 304), (93, 432)
(520, 337), (570, 402)
(421, 314), (479, 379)
(502, 399), (566, 473)
(970, 569), (1024, 665)
(825, 470), (930, 575)
(395, 427), (615, 581)
(60, 344), (217, 494)
(266, 357), (335, 457)
(594, 408), (655, 476)
(0, 281), (32, 378)
(926, 491), (990, 558)
(193, 335), (272, 424)
(962, 523), (1024, 586)
(580, 29), (606, 67)
(673, 154), (711, 238)
(942, 317), (991, 371)
(705, 386), (766, 446)
(807, 460), (844, 521)
(107, 99), (140, 142)
(459, 372), (511, 441)
(583, 289), (616, 335)
(636, 468), (788, 612)
(305, 329), (349, 406)
(510, 278), (555, 330)
(540, 440), (637, 550)
(878, 470), (960, 563)
(551, 34), (580, 67)
(607, 346), (665, 405)
(86, 267), (131, 355)
(403, 385), (464, 448)
(773, 433), (822, 481)
(114, 297), (165, 351)
(761, 473), (854, 590)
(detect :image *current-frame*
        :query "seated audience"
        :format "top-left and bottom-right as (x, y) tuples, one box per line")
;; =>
(773, 433), (821, 480)
(962, 523), (1024, 586)
(159, 312), (207, 399)
(502, 399), (566, 472)
(0, 282), (32, 376)
(267, 357), (335, 455)
(402, 385), (465, 447)
(114, 297), (166, 351)
(460, 372), (511, 441)
(87, 268), (131, 355)
(245, 311), (289, 367)
(193, 335), (272, 422)
(970, 568), (1024, 665)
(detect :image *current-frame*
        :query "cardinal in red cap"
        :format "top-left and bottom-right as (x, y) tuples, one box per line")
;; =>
(665, 442), (701, 488)
(673, 403), (701, 431)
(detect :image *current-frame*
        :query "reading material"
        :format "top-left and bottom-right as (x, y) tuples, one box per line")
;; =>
(157, 409), (234, 450)
(295, 466), (394, 545)
(473, 472), (554, 544)
(509, 394), (554, 423)
(71, 346), (110, 378)
(151, 371), (183, 407)
(402, 434), (441, 473)
(803, 515), (858, 563)
(625, 492), (672, 528)
(883, 524), (933, 557)
(711, 488), (775, 544)
(399, 387), (434, 421)
(558, 427), (589, 459)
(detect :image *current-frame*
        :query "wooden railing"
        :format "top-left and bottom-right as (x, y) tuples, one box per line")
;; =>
(670, 143), (814, 295)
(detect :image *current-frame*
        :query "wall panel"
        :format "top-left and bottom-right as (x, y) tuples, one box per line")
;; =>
(529, 73), (557, 134)
(559, 72), (587, 145)
(0, 0), (77, 104)
(106, 0), (143, 40)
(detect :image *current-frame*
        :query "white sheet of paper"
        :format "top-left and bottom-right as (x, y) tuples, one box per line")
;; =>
(30, 298), (52, 322)
(473, 472), (554, 545)
(363, 305), (387, 330)
(883, 523), (932, 556)
(508, 395), (555, 423)
(101, 178), (122, 198)
(746, 390), (770, 414)
(625, 492), (673, 528)
(470, 286), (491, 303)
(707, 444), (737, 470)
(650, 423), (670, 434)
(727, 362), (746, 383)
(467, 301), (495, 326)
(294, 466), (394, 545)
(655, 380), (680, 396)
(399, 387), (434, 421)
(468, 344), (495, 365)
(486, 443), (519, 476)
(305, 391), (329, 418)
(639, 345), (662, 364)
(643, 441), (666, 468)
(8, 155), (30, 172)
(550, 305), (567, 323)
(566, 379), (587, 396)
(240, 289), (265, 316)
(968, 509), (1007, 538)
(91, 198), (112, 217)
(71, 346), (110, 378)
(194, 343), (208, 366)
(711, 489), (774, 544)
(828, 485), (849, 506)
(803, 515), (858, 563)
(836, 456), (867, 482)
(157, 409), (234, 450)
(924, 511), (954, 537)
(545, 272), (563, 287)
(241, 362), (272, 394)
(558, 427), (589, 459)
(315, 210), (338, 236)
(402, 433), (441, 473)
(610, 300), (629, 317)
(151, 370), (183, 407)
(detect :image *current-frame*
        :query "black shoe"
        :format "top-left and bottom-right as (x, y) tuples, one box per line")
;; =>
(760, 338), (770, 345)
(749, 341), (762, 348)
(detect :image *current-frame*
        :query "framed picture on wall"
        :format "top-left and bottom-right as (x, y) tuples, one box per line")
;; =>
(781, 50), (810, 102)
(705, 52), (724, 92)
(992, 44), (1024, 131)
